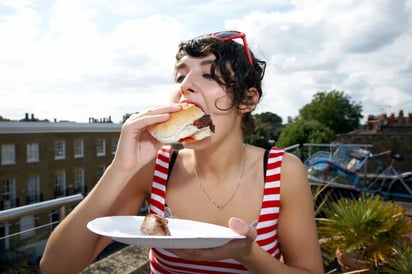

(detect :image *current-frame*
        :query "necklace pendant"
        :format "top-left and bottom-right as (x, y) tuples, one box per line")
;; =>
(194, 144), (247, 211)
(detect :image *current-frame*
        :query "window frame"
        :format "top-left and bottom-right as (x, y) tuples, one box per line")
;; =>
(26, 143), (40, 163)
(96, 139), (106, 157)
(111, 138), (118, 155)
(74, 168), (85, 194)
(1, 178), (16, 209)
(54, 171), (66, 198)
(27, 175), (41, 204)
(1, 144), (16, 165)
(73, 139), (84, 158)
(54, 140), (66, 160)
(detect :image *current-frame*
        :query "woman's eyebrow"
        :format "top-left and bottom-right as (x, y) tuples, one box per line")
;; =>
(175, 59), (215, 70)
(175, 62), (187, 70)
(200, 59), (214, 66)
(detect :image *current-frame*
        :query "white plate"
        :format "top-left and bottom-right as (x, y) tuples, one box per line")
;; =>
(87, 216), (245, 249)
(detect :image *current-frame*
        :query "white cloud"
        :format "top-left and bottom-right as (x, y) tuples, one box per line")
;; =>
(224, 0), (412, 121)
(0, 0), (411, 124)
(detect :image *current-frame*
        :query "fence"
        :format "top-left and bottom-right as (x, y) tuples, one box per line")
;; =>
(0, 194), (83, 272)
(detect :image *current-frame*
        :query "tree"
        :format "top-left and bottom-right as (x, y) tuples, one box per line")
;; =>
(0, 115), (10, 121)
(244, 112), (283, 149)
(276, 118), (335, 148)
(122, 113), (135, 123)
(299, 90), (363, 134)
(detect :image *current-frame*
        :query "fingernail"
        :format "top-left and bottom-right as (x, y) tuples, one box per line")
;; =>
(230, 218), (242, 230)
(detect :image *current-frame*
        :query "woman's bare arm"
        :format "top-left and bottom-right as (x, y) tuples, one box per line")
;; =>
(276, 152), (324, 273)
(40, 105), (183, 273)
(39, 162), (154, 274)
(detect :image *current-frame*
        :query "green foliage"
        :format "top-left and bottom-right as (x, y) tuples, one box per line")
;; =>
(254, 112), (282, 124)
(122, 113), (134, 123)
(275, 118), (335, 148)
(0, 115), (11, 121)
(299, 90), (363, 134)
(317, 195), (412, 269)
(244, 112), (282, 149)
(310, 183), (333, 217)
(391, 245), (412, 273)
(274, 90), (363, 147)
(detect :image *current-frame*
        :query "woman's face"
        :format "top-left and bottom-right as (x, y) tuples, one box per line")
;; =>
(172, 54), (233, 116)
(171, 54), (242, 145)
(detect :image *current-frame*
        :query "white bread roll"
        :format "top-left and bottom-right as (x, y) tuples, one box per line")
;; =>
(148, 104), (214, 143)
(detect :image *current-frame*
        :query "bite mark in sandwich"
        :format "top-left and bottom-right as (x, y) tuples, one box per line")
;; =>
(148, 104), (215, 143)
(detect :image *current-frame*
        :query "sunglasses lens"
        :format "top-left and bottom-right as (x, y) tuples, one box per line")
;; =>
(203, 30), (253, 65)
(213, 31), (241, 39)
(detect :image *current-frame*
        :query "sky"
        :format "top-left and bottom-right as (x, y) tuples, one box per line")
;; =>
(1, 0), (411, 124)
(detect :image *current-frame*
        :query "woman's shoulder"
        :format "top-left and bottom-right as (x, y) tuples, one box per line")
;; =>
(278, 149), (309, 191)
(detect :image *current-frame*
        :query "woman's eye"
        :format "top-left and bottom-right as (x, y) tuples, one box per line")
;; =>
(175, 75), (185, 83)
(203, 74), (214, 80)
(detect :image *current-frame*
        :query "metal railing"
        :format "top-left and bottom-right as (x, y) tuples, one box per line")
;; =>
(284, 143), (373, 159)
(0, 193), (83, 222)
(0, 194), (84, 272)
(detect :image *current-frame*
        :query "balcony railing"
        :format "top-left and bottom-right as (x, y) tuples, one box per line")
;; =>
(0, 194), (83, 273)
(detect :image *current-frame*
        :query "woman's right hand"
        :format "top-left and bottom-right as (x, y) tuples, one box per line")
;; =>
(111, 103), (184, 174)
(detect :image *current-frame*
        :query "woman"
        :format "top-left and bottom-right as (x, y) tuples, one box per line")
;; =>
(40, 30), (324, 274)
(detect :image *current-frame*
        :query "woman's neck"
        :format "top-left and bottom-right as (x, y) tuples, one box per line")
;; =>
(190, 142), (247, 183)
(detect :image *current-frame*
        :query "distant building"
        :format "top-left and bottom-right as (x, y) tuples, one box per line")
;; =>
(0, 120), (121, 260)
(337, 110), (412, 172)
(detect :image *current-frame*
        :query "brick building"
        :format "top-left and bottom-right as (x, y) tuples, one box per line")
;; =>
(337, 110), (412, 172)
(0, 120), (121, 261)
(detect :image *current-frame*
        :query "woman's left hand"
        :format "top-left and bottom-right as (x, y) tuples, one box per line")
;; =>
(166, 217), (257, 262)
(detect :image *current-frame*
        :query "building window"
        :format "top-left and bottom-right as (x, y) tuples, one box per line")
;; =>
(1, 178), (16, 210)
(74, 169), (85, 194)
(20, 215), (35, 239)
(74, 139), (84, 158)
(54, 171), (66, 198)
(50, 210), (60, 231)
(111, 138), (118, 155)
(96, 139), (106, 156)
(27, 175), (41, 204)
(54, 141), (66, 160)
(26, 143), (39, 163)
(1, 144), (15, 165)
(97, 166), (106, 180)
(0, 222), (10, 250)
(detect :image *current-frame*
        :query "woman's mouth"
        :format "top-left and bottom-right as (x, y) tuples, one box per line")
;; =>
(179, 100), (203, 112)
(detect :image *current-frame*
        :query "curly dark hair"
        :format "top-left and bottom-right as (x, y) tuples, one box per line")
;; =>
(175, 36), (266, 135)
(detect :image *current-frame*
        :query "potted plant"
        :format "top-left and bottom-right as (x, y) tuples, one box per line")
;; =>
(317, 195), (412, 273)
(390, 245), (412, 274)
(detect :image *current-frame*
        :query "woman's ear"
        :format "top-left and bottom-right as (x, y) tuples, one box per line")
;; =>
(239, 87), (260, 113)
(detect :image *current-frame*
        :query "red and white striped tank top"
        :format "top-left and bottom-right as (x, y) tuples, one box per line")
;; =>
(148, 145), (284, 273)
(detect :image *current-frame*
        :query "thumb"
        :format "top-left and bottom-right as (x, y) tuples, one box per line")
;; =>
(228, 217), (257, 240)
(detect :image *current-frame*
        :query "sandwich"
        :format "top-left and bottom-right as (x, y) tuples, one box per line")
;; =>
(148, 104), (215, 143)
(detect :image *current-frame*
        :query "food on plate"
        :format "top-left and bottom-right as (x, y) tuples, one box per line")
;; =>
(140, 214), (171, 236)
(148, 104), (215, 143)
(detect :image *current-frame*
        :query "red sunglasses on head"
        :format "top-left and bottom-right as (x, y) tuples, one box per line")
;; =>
(205, 30), (253, 65)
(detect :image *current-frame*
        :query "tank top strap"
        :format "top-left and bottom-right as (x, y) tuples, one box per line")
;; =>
(149, 145), (174, 216)
(255, 146), (284, 258)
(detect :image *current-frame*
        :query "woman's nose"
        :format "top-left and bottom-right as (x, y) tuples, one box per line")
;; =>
(179, 73), (197, 95)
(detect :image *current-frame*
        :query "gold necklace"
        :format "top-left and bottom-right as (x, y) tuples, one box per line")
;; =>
(193, 145), (247, 210)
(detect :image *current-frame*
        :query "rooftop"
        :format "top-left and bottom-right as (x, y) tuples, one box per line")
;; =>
(0, 121), (122, 134)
